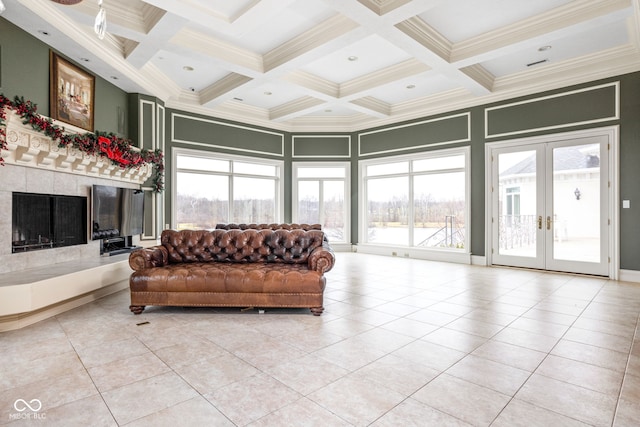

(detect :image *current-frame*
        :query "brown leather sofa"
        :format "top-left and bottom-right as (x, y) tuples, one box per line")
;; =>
(128, 228), (335, 315)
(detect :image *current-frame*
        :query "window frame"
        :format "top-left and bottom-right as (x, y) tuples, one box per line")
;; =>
(359, 146), (471, 252)
(172, 147), (284, 229)
(292, 161), (351, 244)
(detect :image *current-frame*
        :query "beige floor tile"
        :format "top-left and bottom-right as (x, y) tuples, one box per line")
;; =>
(422, 327), (488, 353)
(312, 337), (387, 371)
(379, 317), (439, 338)
(351, 327), (415, 353)
(572, 316), (637, 338)
(462, 308), (518, 326)
(101, 372), (198, 425)
(371, 398), (473, 426)
(351, 353), (439, 395)
(492, 398), (591, 427)
(152, 338), (227, 368)
(392, 339), (466, 371)
(16, 394), (117, 427)
(173, 352), (259, 394)
(74, 337), (150, 369)
(446, 354), (531, 396)
(265, 354), (349, 395)
(551, 339), (629, 372)
(342, 308), (400, 326)
(535, 354), (624, 395)
(308, 375), (406, 426)
(0, 370), (97, 421)
(493, 326), (560, 353)
(521, 308), (578, 326)
(516, 373), (617, 426)
(247, 397), (352, 426)
(614, 374), (640, 426)
(0, 352), (85, 391)
(445, 317), (505, 338)
(412, 373), (511, 426)
(471, 340), (547, 371)
(87, 352), (171, 392)
(232, 337), (308, 370)
(125, 396), (234, 427)
(204, 372), (301, 426)
(563, 326), (633, 353)
(508, 317), (569, 338)
(405, 308), (460, 326)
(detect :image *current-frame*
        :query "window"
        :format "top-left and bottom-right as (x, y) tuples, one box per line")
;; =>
(173, 149), (283, 229)
(360, 147), (469, 250)
(293, 163), (350, 243)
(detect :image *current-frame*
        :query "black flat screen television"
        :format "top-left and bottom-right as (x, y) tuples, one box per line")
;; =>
(91, 185), (144, 240)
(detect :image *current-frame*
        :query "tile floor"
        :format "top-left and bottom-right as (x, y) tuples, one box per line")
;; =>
(1, 253), (640, 426)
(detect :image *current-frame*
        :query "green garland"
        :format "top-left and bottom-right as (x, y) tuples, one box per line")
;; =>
(0, 94), (164, 192)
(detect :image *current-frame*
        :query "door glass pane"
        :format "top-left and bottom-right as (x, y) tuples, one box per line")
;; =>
(323, 180), (345, 242)
(366, 176), (409, 245)
(414, 172), (465, 249)
(498, 151), (537, 257)
(297, 181), (319, 224)
(176, 172), (228, 229)
(552, 143), (600, 262)
(232, 177), (275, 223)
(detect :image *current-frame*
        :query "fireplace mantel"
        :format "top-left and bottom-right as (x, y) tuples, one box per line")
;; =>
(1, 109), (153, 184)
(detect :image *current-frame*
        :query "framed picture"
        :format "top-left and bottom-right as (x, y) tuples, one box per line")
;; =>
(49, 51), (95, 131)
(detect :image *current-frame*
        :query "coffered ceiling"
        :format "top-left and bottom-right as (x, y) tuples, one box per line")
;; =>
(2, 0), (640, 132)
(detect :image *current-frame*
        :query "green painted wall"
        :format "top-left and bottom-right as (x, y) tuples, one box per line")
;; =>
(0, 18), (129, 136)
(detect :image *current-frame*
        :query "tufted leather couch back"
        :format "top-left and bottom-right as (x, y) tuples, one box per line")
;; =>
(215, 223), (322, 231)
(161, 228), (325, 264)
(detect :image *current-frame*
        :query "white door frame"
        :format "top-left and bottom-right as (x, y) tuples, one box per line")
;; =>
(484, 126), (619, 279)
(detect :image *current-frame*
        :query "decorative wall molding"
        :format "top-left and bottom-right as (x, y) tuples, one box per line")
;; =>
(1, 109), (153, 184)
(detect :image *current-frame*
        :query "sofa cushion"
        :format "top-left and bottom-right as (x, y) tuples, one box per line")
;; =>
(161, 228), (325, 264)
(130, 262), (325, 294)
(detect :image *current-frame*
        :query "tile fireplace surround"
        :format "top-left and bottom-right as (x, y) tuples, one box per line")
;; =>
(0, 109), (153, 331)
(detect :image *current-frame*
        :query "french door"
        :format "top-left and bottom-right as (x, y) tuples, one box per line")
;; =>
(489, 130), (612, 276)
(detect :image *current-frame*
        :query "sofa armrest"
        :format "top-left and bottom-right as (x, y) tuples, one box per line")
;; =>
(129, 246), (169, 270)
(308, 241), (335, 274)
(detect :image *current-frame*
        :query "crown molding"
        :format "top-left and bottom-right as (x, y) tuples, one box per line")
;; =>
(340, 58), (430, 98)
(451, 0), (632, 64)
(270, 96), (326, 121)
(395, 16), (452, 62)
(200, 73), (254, 105)
(172, 28), (264, 73)
(284, 71), (340, 98)
(263, 14), (360, 72)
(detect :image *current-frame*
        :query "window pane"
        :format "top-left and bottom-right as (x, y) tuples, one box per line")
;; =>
(366, 176), (409, 245)
(367, 162), (408, 176)
(297, 181), (319, 224)
(323, 180), (345, 242)
(177, 155), (229, 172)
(413, 172), (465, 248)
(232, 177), (276, 223)
(297, 167), (345, 178)
(413, 155), (464, 172)
(234, 162), (277, 176)
(176, 172), (228, 229)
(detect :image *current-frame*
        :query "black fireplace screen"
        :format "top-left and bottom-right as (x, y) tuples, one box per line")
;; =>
(12, 192), (87, 253)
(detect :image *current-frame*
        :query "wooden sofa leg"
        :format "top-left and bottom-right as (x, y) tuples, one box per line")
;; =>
(129, 305), (146, 315)
(310, 306), (324, 316)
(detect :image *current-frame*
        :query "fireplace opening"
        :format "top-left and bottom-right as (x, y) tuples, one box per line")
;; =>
(12, 192), (88, 253)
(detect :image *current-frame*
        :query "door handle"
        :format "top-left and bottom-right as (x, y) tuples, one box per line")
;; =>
(537, 216), (542, 230)
(546, 216), (551, 230)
